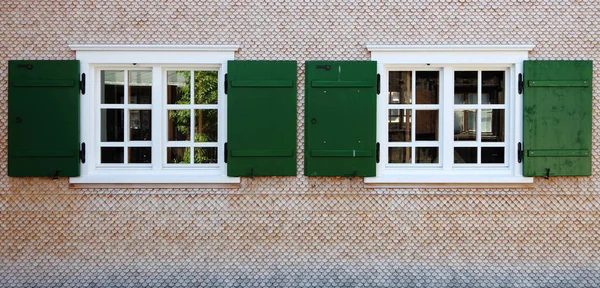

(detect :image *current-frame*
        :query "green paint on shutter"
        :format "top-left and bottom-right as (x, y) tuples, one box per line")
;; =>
(8, 60), (80, 177)
(304, 61), (377, 177)
(227, 60), (297, 176)
(523, 60), (593, 177)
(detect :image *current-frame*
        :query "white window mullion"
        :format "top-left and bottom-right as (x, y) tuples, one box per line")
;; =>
(151, 67), (162, 169)
(442, 67), (454, 170)
(189, 71), (196, 164)
(123, 70), (130, 163)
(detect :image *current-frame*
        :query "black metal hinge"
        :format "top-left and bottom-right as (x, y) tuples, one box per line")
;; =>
(80, 142), (86, 163)
(224, 142), (228, 163)
(518, 73), (523, 95)
(376, 142), (380, 163)
(224, 73), (228, 94)
(80, 73), (86, 95)
(376, 74), (381, 95)
(517, 142), (523, 163)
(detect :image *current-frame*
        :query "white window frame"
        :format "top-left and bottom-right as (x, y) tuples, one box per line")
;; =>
(366, 45), (535, 187)
(69, 45), (240, 187)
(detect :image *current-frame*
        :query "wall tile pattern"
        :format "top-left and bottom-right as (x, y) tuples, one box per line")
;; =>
(1, 0), (600, 286)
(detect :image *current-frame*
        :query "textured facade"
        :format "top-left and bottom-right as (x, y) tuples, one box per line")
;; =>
(1, 0), (600, 287)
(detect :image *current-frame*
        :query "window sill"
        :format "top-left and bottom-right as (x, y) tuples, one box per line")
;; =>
(69, 173), (241, 189)
(364, 175), (534, 189)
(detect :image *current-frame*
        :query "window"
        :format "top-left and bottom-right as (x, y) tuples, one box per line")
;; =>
(69, 45), (240, 185)
(366, 45), (535, 185)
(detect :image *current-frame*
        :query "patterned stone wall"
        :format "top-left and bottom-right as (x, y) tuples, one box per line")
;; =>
(1, 0), (599, 287)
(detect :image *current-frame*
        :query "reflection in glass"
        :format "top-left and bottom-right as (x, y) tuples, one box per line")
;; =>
(168, 110), (190, 141)
(194, 147), (218, 164)
(129, 147), (151, 163)
(194, 109), (218, 142)
(167, 70), (191, 104)
(454, 71), (478, 104)
(416, 110), (438, 141)
(416, 71), (439, 104)
(129, 110), (152, 141)
(388, 71), (411, 104)
(167, 147), (190, 164)
(416, 147), (439, 163)
(481, 109), (504, 142)
(194, 71), (219, 104)
(101, 109), (124, 142)
(389, 147), (411, 163)
(129, 70), (152, 104)
(454, 109), (477, 141)
(454, 147), (477, 163)
(482, 147), (505, 163)
(388, 109), (411, 142)
(482, 71), (505, 104)
(101, 147), (124, 163)
(101, 70), (124, 104)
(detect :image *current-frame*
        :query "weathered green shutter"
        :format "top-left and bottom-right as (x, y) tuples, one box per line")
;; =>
(523, 60), (593, 176)
(227, 60), (297, 176)
(304, 61), (377, 176)
(8, 60), (81, 177)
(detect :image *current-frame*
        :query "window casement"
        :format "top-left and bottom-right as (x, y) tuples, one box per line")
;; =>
(366, 45), (536, 186)
(69, 45), (240, 186)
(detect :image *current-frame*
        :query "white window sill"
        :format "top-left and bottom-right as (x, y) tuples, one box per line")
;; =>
(69, 172), (240, 189)
(364, 175), (534, 189)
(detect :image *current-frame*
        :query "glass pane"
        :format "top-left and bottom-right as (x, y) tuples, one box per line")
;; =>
(194, 147), (218, 164)
(194, 71), (219, 104)
(128, 70), (152, 104)
(167, 70), (191, 104)
(481, 109), (505, 142)
(482, 147), (505, 164)
(415, 110), (438, 141)
(101, 147), (124, 163)
(101, 109), (124, 142)
(129, 147), (151, 163)
(454, 109), (477, 141)
(101, 70), (124, 104)
(416, 147), (438, 163)
(168, 110), (190, 141)
(129, 110), (152, 141)
(454, 71), (478, 104)
(388, 71), (411, 104)
(194, 109), (218, 142)
(389, 147), (411, 164)
(416, 71), (439, 104)
(388, 109), (411, 142)
(482, 71), (505, 104)
(454, 147), (477, 164)
(167, 147), (190, 164)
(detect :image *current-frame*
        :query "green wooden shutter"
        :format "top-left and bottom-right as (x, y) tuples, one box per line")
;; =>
(305, 61), (377, 176)
(227, 60), (297, 176)
(523, 60), (593, 176)
(8, 60), (81, 177)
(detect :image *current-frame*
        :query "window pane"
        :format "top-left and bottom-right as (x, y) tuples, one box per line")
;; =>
(388, 71), (411, 104)
(194, 109), (218, 142)
(167, 147), (190, 164)
(168, 110), (190, 141)
(194, 71), (218, 104)
(454, 71), (478, 104)
(454, 147), (477, 164)
(129, 70), (152, 104)
(416, 110), (438, 141)
(167, 71), (191, 104)
(416, 147), (438, 163)
(101, 70), (124, 104)
(481, 109), (505, 142)
(101, 147), (124, 163)
(416, 71), (439, 104)
(129, 147), (151, 163)
(388, 109), (411, 142)
(389, 147), (411, 163)
(101, 109), (124, 142)
(454, 109), (477, 141)
(194, 147), (218, 164)
(482, 147), (505, 164)
(482, 71), (505, 104)
(129, 110), (152, 141)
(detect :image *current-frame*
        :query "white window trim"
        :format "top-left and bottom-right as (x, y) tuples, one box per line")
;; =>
(366, 45), (535, 187)
(68, 45), (240, 187)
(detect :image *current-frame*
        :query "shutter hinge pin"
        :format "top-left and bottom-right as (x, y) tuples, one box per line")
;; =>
(376, 74), (381, 95)
(80, 73), (86, 95)
(80, 142), (86, 164)
(376, 142), (380, 163)
(224, 142), (228, 163)
(224, 73), (228, 94)
(518, 73), (523, 94)
(517, 142), (523, 163)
